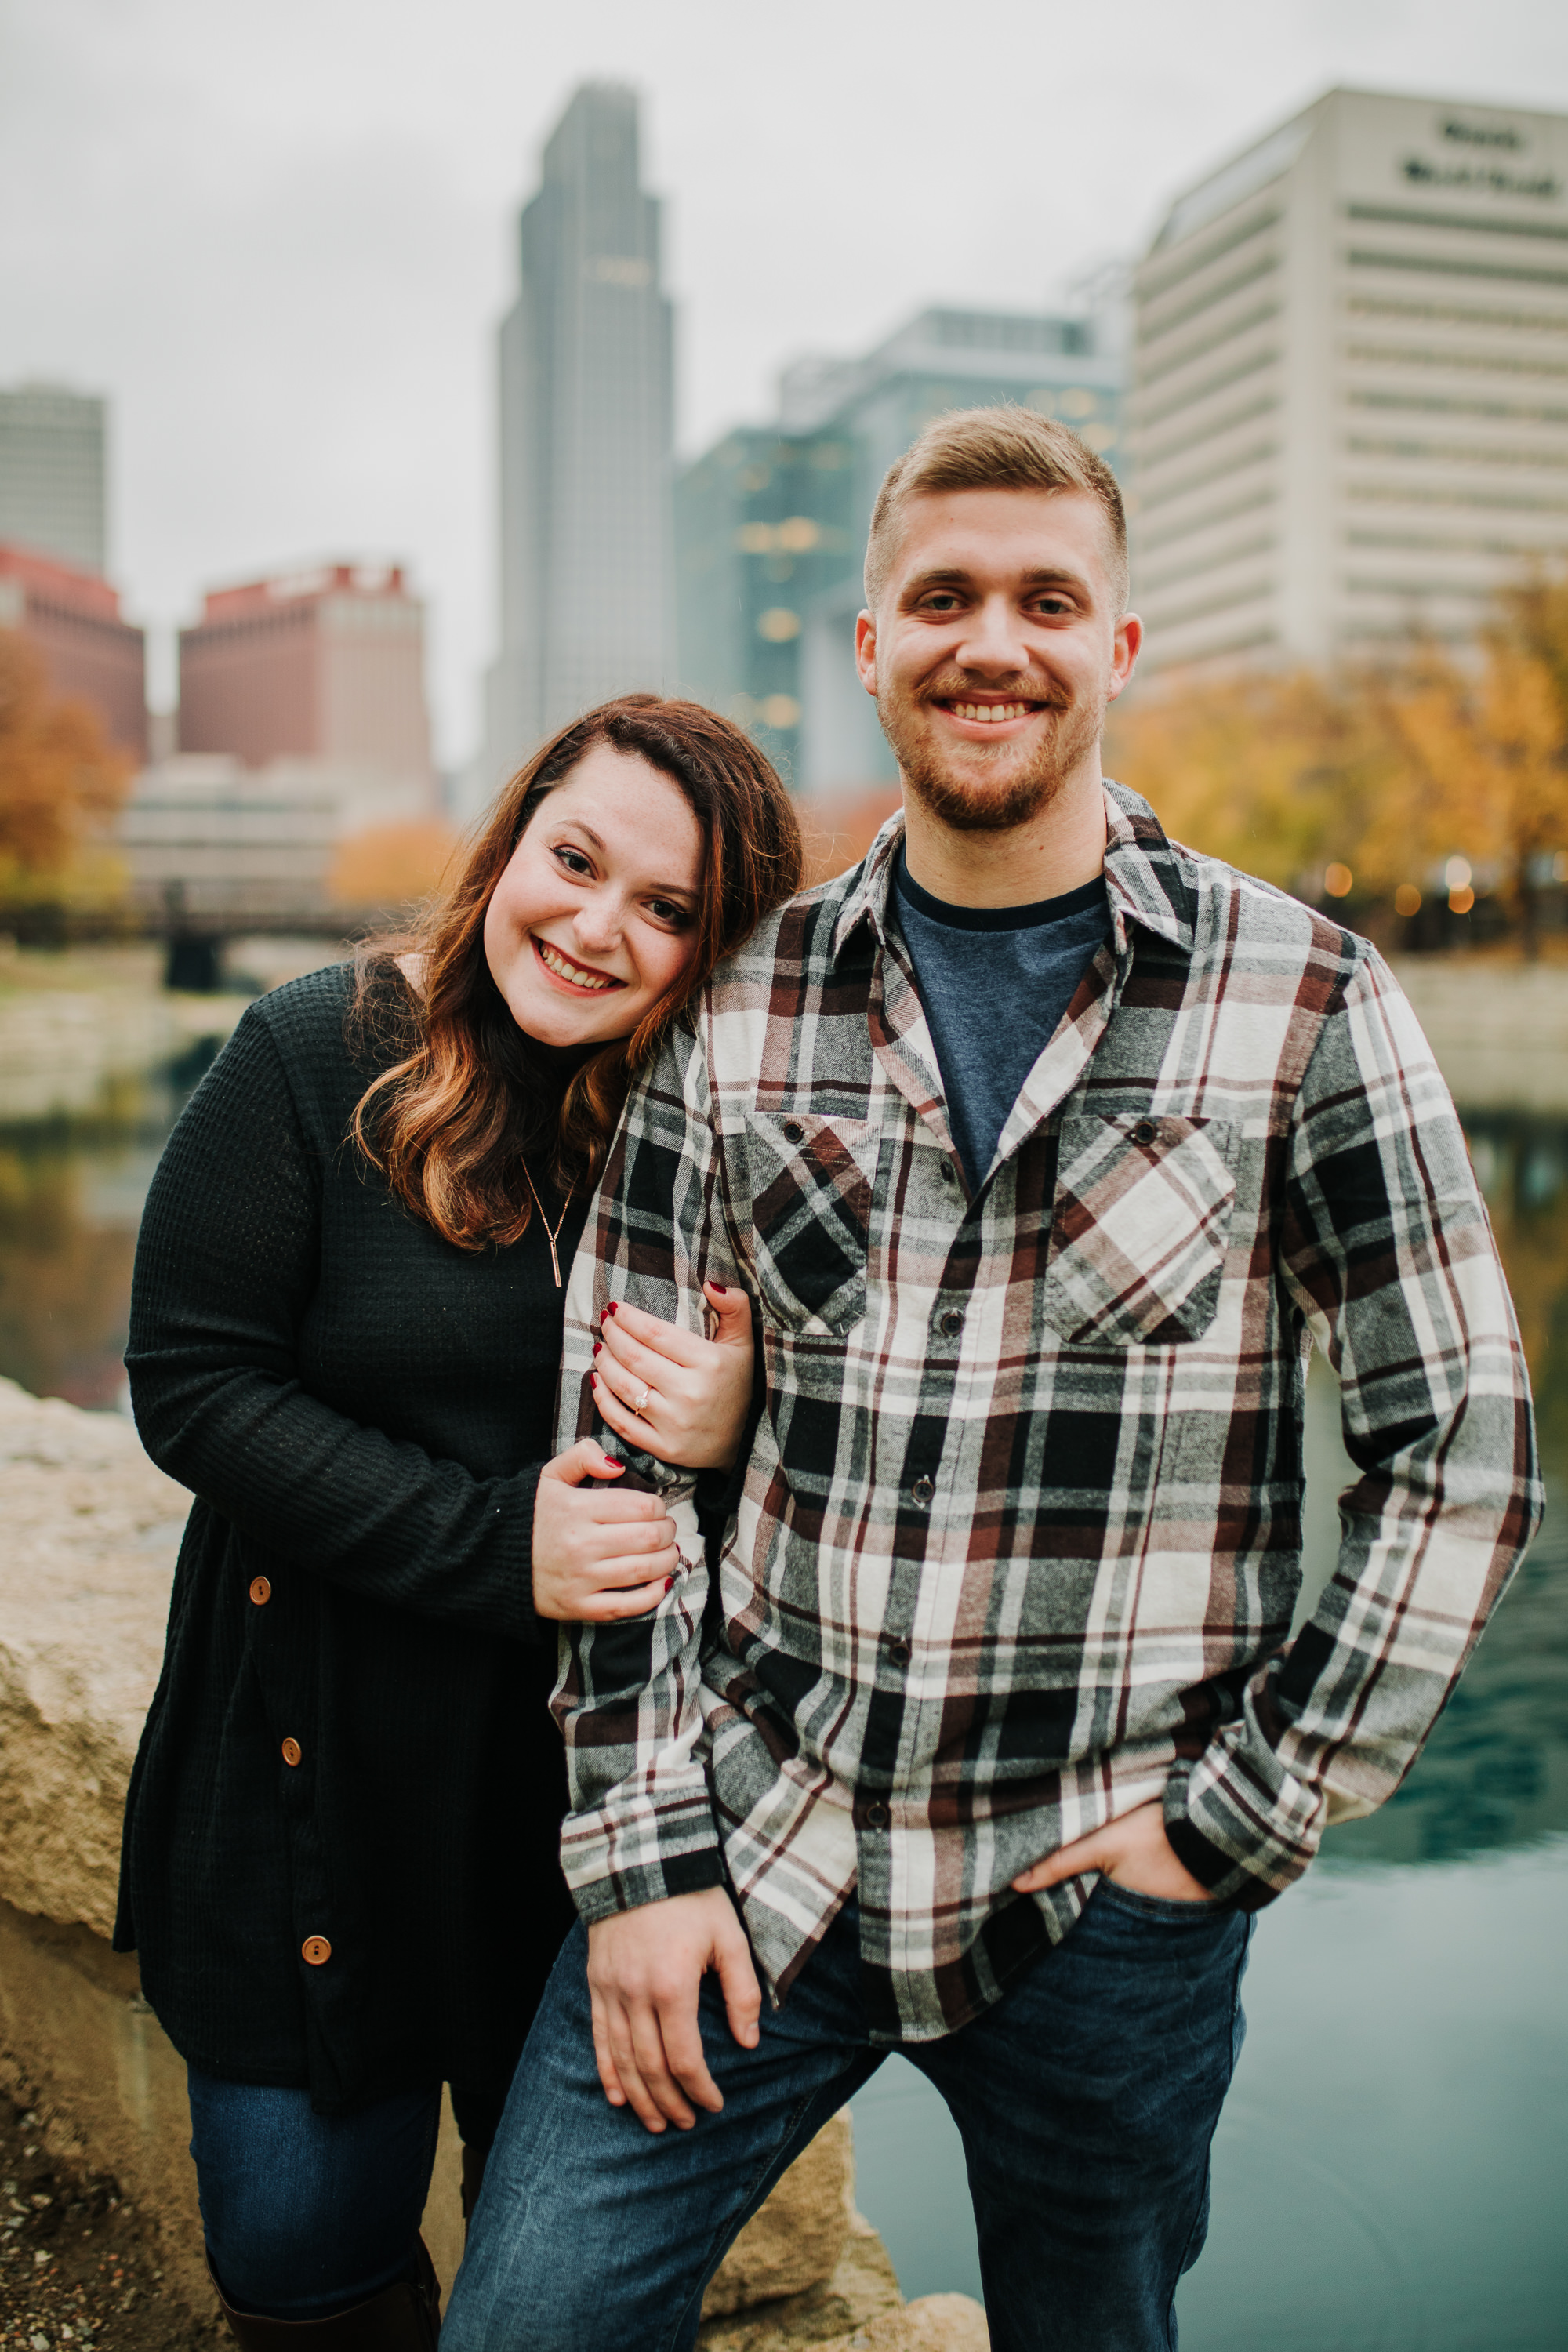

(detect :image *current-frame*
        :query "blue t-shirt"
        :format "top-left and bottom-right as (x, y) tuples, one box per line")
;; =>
(890, 848), (1112, 1190)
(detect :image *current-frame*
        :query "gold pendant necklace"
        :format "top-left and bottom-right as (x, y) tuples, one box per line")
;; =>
(521, 1164), (572, 1288)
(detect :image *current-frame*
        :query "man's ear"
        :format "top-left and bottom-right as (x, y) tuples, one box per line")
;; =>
(1107, 613), (1142, 699)
(854, 608), (878, 699)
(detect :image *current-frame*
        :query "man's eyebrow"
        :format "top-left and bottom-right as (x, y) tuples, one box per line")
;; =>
(900, 564), (1091, 597)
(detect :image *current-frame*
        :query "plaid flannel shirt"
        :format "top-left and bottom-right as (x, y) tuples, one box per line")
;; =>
(553, 784), (1540, 2042)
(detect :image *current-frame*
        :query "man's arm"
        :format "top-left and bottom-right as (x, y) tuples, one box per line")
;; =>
(1162, 946), (1542, 1906)
(552, 1011), (760, 2126)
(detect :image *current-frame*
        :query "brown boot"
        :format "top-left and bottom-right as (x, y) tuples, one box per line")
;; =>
(207, 2240), (441, 2351)
(460, 2140), (489, 2234)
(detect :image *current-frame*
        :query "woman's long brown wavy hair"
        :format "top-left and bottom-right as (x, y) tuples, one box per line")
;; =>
(350, 695), (804, 1250)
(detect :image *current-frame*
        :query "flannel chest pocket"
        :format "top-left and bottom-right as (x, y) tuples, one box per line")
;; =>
(1041, 1113), (1238, 1345)
(743, 1111), (873, 1336)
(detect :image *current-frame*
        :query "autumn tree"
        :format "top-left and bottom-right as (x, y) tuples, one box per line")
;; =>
(0, 630), (132, 908)
(1109, 569), (1568, 954)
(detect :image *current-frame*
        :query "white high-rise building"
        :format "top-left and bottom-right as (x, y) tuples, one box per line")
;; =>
(1127, 89), (1568, 677)
(0, 383), (107, 575)
(474, 85), (673, 808)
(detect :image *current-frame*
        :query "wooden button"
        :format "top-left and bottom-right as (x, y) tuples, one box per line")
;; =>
(301, 1936), (332, 1967)
(249, 1577), (271, 1606)
(281, 1737), (302, 1767)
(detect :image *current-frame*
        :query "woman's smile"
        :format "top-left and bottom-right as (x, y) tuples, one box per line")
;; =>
(532, 935), (626, 995)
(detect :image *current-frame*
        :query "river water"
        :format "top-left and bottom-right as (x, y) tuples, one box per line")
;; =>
(1, 1004), (1563, 2347)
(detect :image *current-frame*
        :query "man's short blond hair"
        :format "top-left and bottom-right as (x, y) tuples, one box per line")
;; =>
(863, 403), (1128, 614)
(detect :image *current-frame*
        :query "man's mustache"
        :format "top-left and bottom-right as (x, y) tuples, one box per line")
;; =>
(913, 673), (1063, 707)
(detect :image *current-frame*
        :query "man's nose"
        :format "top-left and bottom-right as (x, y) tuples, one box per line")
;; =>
(954, 594), (1030, 677)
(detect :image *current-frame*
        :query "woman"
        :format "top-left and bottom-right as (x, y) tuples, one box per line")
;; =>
(114, 695), (803, 2343)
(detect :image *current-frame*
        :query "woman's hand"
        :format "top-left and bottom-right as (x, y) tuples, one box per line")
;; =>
(592, 1283), (753, 1471)
(532, 1440), (681, 1621)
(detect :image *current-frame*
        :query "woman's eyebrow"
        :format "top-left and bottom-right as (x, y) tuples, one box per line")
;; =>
(556, 819), (607, 852)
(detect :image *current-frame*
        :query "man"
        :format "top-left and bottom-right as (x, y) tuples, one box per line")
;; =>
(444, 408), (1539, 2352)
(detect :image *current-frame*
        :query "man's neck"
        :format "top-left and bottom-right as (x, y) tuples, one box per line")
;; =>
(898, 759), (1108, 909)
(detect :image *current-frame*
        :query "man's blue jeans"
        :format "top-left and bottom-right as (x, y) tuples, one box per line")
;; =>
(444, 1885), (1253, 2352)
(187, 2069), (443, 2318)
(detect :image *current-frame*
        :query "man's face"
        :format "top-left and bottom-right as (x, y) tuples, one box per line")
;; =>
(854, 487), (1141, 833)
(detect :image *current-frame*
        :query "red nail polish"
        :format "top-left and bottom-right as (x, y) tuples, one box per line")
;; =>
(592, 1341), (601, 1356)
(605, 1301), (619, 1316)
(710, 1282), (728, 1294)
(599, 1306), (608, 1323)
(664, 1577), (674, 1591)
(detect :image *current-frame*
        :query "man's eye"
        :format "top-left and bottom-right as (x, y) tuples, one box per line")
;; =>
(554, 846), (593, 876)
(1031, 597), (1071, 617)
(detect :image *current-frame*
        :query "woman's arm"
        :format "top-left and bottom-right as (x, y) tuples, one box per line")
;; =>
(128, 1002), (568, 1642)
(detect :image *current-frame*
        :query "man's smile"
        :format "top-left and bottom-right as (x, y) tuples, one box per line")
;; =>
(930, 695), (1048, 733)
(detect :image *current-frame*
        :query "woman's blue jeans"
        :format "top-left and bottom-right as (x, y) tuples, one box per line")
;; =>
(186, 2069), (445, 2319)
(445, 1884), (1254, 2352)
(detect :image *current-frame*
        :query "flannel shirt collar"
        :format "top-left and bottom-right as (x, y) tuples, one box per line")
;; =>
(829, 779), (1195, 964)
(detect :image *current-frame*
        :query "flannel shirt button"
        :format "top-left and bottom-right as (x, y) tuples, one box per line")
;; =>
(911, 1475), (935, 1508)
(939, 1308), (964, 1338)
(249, 1577), (271, 1606)
(783, 1120), (804, 1142)
(1134, 1119), (1158, 1143)
(865, 1801), (891, 1829)
(939, 1161), (956, 1183)
(884, 1636), (912, 1666)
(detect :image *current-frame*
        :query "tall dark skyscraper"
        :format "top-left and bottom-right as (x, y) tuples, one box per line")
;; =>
(476, 84), (673, 803)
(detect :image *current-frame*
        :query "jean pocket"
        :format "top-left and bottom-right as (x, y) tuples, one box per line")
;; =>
(1041, 1113), (1238, 1346)
(1094, 1878), (1224, 1925)
(744, 1111), (873, 1336)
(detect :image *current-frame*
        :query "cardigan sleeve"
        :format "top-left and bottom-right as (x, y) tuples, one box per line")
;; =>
(125, 1001), (546, 1644)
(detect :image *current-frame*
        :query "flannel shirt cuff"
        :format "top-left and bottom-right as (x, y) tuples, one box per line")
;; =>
(558, 1770), (724, 1922)
(1163, 1747), (1323, 1912)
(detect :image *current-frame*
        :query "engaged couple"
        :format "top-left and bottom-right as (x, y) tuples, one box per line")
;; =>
(118, 405), (1538, 2352)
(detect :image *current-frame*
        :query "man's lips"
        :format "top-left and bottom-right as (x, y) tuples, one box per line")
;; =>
(931, 697), (1046, 732)
(532, 935), (626, 994)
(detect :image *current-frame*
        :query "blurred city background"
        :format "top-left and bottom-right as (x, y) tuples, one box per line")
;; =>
(2, 3), (1566, 2344)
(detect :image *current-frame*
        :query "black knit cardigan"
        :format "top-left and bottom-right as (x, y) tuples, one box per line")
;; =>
(114, 964), (583, 2123)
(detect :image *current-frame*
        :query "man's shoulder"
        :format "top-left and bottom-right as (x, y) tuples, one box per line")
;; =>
(1108, 782), (1374, 997)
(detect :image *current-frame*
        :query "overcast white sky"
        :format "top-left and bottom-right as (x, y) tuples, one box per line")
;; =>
(3, 0), (1566, 761)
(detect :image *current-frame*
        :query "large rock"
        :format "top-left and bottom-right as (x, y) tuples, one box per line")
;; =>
(0, 1377), (187, 1933)
(813, 2299), (990, 2352)
(702, 2110), (854, 2317)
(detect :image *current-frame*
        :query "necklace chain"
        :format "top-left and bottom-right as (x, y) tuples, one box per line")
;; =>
(521, 1163), (572, 1288)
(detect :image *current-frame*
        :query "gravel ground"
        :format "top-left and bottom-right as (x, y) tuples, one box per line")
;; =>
(0, 2101), (216, 2352)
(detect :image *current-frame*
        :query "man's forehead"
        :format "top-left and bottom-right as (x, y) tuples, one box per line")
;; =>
(892, 485), (1109, 583)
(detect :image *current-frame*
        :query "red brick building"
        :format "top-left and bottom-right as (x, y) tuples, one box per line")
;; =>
(0, 541), (147, 758)
(178, 563), (432, 781)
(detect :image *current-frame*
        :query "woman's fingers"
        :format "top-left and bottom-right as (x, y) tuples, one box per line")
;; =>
(703, 1284), (753, 1350)
(540, 1436), (627, 1487)
(602, 1299), (706, 1369)
(579, 1575), (677, 1621)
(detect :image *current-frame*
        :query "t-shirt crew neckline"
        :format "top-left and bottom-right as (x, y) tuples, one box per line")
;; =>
(893, 849), (1108, 932)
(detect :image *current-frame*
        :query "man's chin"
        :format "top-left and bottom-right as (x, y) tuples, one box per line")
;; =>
(898, 746), (1062, 834)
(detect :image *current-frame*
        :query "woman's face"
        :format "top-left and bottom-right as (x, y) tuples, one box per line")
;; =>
(483, 742), (706, 1050)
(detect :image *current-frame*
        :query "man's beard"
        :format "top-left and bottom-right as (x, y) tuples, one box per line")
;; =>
(876, 673), (1104, 834)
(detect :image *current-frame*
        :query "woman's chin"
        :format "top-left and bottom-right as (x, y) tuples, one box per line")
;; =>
(507, 983), (633, 1053)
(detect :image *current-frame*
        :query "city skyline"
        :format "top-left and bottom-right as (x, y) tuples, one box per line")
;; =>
(4, 0), (1568, 763)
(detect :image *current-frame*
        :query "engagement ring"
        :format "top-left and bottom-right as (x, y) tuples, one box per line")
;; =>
(633, 1384), (650, 1414)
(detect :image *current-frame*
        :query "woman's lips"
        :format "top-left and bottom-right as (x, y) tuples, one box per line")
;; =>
(532, 935), (625, 993)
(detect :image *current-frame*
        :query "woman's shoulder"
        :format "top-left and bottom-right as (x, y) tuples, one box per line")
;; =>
(243, 957), (359, 1062)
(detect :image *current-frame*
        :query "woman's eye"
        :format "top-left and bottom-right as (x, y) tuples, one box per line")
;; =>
(554, 845), (593, 876)
(647, 898), (691, 927)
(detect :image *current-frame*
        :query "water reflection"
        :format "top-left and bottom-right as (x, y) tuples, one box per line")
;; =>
(0, 1043), (216, 1407)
